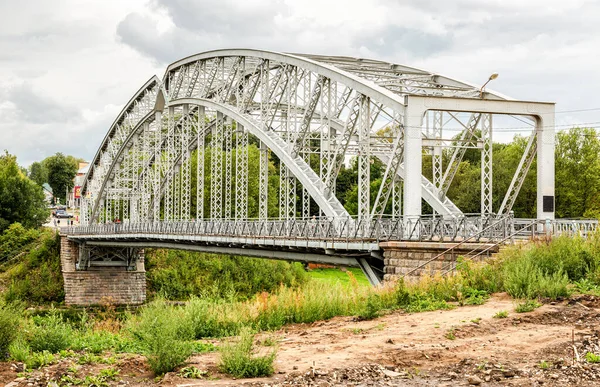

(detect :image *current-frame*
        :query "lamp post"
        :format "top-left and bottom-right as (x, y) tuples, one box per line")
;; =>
(480, 72), (499, 98)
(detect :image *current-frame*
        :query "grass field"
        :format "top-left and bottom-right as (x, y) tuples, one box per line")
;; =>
(306, 267), (370, 286)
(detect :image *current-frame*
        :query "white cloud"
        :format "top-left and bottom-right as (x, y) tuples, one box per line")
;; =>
(1, 0), (600, 166)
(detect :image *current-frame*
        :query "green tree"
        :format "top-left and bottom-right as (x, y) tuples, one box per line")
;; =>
(28, 161), (48, 186)
(43, 153), (78, 204)
(555, 128), (600, 218)
(0, 151), (48, 231)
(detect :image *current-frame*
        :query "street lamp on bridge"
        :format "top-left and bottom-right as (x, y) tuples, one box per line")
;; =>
(480, 72), (499, 98)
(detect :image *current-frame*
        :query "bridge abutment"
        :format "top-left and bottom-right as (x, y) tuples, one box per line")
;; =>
(380, 241), (498, 283)
(60, 236), (146, 306)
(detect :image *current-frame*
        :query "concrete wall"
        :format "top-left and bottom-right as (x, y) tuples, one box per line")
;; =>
(60, 236), (146, 306)
(380, 241), (498, 283)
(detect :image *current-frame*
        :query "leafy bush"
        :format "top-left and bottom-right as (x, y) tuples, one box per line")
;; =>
(0, 300), (22, 359)
(146, 250), (308, 301)
(28, 309), (72, 353)
(219, 327), (276, 378)
(2, 230), (64, 305)
(358, 293), (382, 320)
(515, 299), (541, 313)
(128, 299), (195, 375)
(503, 255), (570, 299)
(8, 337), (30, 363)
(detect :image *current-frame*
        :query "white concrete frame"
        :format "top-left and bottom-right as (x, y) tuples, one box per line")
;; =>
(404, 95), (555, 220)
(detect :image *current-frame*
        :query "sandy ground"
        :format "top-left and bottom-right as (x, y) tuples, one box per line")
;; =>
(4, 293), (600, 386)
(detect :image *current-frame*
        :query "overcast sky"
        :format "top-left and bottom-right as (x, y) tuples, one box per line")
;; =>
(2, 0), (600, 167)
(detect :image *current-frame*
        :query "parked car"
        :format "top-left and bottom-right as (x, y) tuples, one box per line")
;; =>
(54, 209), (73, 218)
(51, 205), (67, 217)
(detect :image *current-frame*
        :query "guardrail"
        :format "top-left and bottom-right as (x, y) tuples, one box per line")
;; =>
(59, 214), (564, 243)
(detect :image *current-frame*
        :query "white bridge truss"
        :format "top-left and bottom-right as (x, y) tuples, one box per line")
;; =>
(72, 49), (562, 284)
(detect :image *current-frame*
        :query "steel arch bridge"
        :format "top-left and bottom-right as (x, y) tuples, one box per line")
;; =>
(68, 49), (559, 285)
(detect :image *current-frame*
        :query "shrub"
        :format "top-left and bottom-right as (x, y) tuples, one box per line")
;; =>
(358, 293), (382, 320)
(219, 327), (276, 378)
(8, 337), (29, 363)
(0, 300), (22, 359)
(28, 309), (72, 353)
(515, 299), (541, 313)
(493, 310), (508, 318)
(502, 254), (570, 299)
(128, 299), (194, 375)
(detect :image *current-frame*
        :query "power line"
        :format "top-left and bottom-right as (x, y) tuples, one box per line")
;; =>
(555, 107), (600, 114)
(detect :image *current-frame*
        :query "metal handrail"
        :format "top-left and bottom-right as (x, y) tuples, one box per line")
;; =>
(401, 215), (512, 278)
(62, 216), (598, 244)
(440, 219), (538, 275)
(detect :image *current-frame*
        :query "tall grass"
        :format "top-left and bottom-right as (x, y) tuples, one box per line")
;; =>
(0, 300), (22, 359)
(127, 299), (195, 375)
(219, 327), (276, 378)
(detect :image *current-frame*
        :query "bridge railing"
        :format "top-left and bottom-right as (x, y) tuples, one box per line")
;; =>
(62, 216), (598, 242)
(62, 214), (539, 242)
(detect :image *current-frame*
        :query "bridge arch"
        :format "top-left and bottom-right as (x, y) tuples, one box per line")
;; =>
(81, 48), (546, 227)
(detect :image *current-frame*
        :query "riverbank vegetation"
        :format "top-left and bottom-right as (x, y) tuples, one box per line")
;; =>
(3, 232), (600, 376)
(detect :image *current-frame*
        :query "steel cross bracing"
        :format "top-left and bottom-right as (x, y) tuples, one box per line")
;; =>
(211, 112), (224, 219)
(432, 111), (443, 192)
(480, 114), (493, 215)
(80, 49), (550, 244)
(498, 131), (537, 216)
(439, 113), (482, 197)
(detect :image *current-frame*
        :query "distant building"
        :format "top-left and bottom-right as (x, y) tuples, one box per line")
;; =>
(68, 162), (89, 208)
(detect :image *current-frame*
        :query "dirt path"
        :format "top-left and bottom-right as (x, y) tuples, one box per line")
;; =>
(4, 293), (600, 386)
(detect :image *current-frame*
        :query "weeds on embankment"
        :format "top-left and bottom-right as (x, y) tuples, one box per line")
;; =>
(3, 233), (600, 377)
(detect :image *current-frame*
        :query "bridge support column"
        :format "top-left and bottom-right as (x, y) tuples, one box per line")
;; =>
(60, 236), (146, 306)
(403, 97), (424, 217)
(537, 114), (555, 220)
(380, 241), (498, 283)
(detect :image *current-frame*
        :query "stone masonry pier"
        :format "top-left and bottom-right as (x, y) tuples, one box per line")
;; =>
(380, 241), (499, 283)
(60, 236), (146, 306)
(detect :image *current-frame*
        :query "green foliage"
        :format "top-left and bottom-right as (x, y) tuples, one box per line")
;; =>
(145, 249), (308, 301)
(555, 128), (600, 218)
(586, 352), (600, 363)
(71, 330), (128, 355)
(179, 366), (208, 379)
(493, 310), (509, 319)
(0, 151), (48, 231)
(219, 327), (276, 378)
(503, 257), (570, 299)
(28, 309), (73, 353)
(497, 237), (600, 299)
(24, 350), (57, 369)
(0, 300), (22, 359)
(8, 337), (30, 363)
(358, 293), (383, 320)
(43, 152), (78, 205)
(2, 229), (64, 305)
(28, 161), (47, 186)
(128, 298), (195, 375)
(60, 367), (119, 386)
(307, 268), (370, 287)
(445, 327), (456, 340)
(77, 353), (116, 365)
(394, 279), (453, 313)
(514, 299), (541, 313)
(539, 360), (550, 369)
